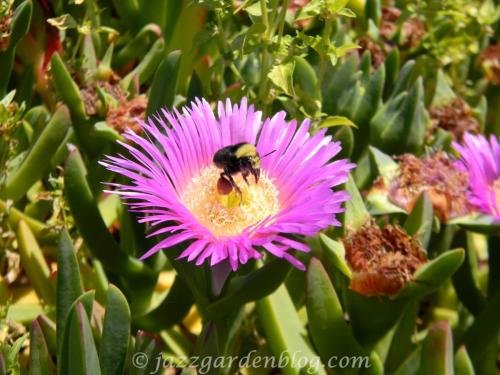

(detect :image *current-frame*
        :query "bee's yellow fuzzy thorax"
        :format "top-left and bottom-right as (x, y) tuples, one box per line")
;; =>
(180, 165), (280, 237)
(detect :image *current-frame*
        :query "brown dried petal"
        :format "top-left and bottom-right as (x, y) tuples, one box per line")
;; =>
(428, 98), (480, 141)
(480, 43), (500, 85)
(106, 95), (147, 134)
(389, 152), (473, 222)
(343, 220), (427, 296)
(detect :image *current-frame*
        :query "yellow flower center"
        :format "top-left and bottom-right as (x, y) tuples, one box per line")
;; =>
(180, 165), (280, 237)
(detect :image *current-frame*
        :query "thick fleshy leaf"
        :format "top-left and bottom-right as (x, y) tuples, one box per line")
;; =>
(346, 290), (408, 350)
(9, 0), (33, 46)
(306, 258), (367, 374)
(58, 291), (96, 375)
(2, 106), (70, 202)
(319, 233), (352, 278)
(122, 39), (166, 91)
(404, 192), (434, 249)
(454, 346), (474, 375)
(449, 214), (500, 236)
(51, 54), (87, 121)
(418, 321), (454, 375)
(256, 285), (327, 375)
(431, 69), (456, 107)
(16, 220), (55, 304)
(147, 50), (182, 116)
(344, 175), (370, 231)
(385, 302), (419, 373)
(371, 76), (427, 155)
(368, 146), (398, 185)
(99, 285), (131, 375)
(397, 249), (465, 300)
(129, 331), (163, 375)
(64, 147), (154, 282)
(64, 302), (101, 375)
(57, 230), (84, 355)
(37, 315), (57, 356)
(29, 319), (56, 375)
(464, 288), (500, 371)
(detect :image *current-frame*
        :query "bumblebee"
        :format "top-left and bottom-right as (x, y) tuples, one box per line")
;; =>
(213, 143), (262, 198)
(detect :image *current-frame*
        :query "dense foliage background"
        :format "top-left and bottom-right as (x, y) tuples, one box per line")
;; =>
(1, 0), (499, 374)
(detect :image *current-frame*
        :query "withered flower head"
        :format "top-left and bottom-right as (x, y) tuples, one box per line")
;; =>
(357, 36), (388, 68)
(400, 18), (425, 49)
(343, 220), (427, 297)
(389, 151), (473, 222)
(380, 7), (401, 40)
(105, 95), (147, 134)
(80, 80), (127, 117)
(379, 7), (425, 49)
(480, 43), (500, 85)
(428, 98), (480, 142)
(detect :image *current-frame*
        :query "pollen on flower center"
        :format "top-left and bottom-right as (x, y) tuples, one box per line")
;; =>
(181, 165), (280, 237)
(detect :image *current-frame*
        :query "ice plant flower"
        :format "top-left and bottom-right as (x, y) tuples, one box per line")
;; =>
(100, 98), (354, 271)
(453, 133), (500, 220)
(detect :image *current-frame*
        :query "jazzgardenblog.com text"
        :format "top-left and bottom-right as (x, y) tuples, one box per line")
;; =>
(131, 350), (372, 374)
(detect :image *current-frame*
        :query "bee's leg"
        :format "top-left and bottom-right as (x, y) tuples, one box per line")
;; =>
(242, 171), (250, 186)
(222, 171), (243, 203)
(241, 159), (260, 185)
(251, 167), (260, 184)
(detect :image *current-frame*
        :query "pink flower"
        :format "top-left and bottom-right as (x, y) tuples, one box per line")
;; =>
(453, 133), (500, 220)
(100, 98), (354, 271)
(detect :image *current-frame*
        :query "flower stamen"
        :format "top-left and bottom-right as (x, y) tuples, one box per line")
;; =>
(181, 165), (280, 238)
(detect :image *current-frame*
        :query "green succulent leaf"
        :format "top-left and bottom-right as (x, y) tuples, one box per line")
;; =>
(51, 54), (87, 121)
(61, 301), (101, 375)
(404, 192), (434, 249)
(147, 50), (182, 116)
(37, 315), (57, 356)
(64, 147), (154, 283)
(58, 290), (95, 374)
(318, 115), (357, 129)
(449, 214), (500, 235)
(454, 346), (475, 375)
(397, 249), (465, 300)
(99, 285), (131, 375)
(2, 106), (70, 202)
(344, 174), (370, 231)
(29, 319), (56, 375)
(16, 220), (55, 304)
(306, 258), (366, 374)
(129, 331), (163, 375)
(256, 284), (327, 375)
(418, 322), (454, 375)
(319, 233), (352, 278)
(57, 230), (84, 356)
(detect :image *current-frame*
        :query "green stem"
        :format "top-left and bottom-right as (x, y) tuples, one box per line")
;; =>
(277, 0), (289, 47)
(258, 0), (271, 108)
(316, 16), (333, 97)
